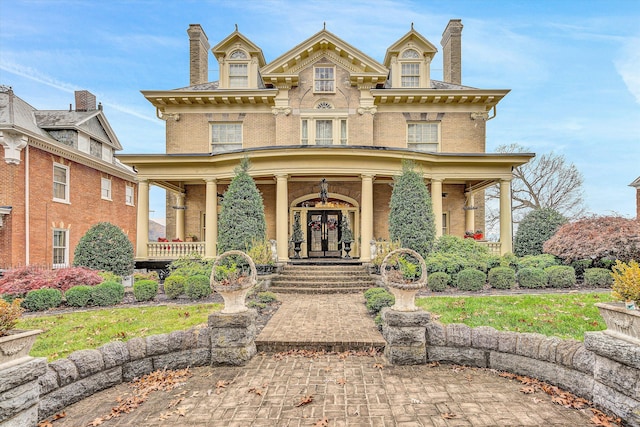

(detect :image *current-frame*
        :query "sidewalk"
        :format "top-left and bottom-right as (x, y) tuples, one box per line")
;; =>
(50, 293), (595, 426)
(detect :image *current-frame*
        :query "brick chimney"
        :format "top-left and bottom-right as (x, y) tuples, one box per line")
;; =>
(187, 24), (210, 86)
(75, 90), (96, 111)
(441, 19), (463, 85)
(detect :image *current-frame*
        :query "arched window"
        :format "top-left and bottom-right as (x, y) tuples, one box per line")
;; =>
(228, 50), (248, 88)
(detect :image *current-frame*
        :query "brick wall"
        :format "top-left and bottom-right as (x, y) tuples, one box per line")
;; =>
(2, 147), (137, 268)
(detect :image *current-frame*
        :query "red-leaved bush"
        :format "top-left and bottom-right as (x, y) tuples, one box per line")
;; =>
(0, 266), (103, 296)
(543, 215), (640, 264)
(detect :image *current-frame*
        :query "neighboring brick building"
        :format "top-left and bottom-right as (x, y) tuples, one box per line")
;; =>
(631, 176), (640, 220)
(0, 87), (137, 269)
(120, 20), (533, 262)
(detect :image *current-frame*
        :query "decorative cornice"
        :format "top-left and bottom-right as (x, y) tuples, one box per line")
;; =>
(0, 130), (28, 165)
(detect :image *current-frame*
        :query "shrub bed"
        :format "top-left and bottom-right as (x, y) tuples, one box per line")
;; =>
(517, 267), (548, 289)
(583, 268), (613, 287)
(164, 275), (186, 299)
(364, 287), (395, 314)
(488, 267), (516, 290)
(456, 269), (486, 291)
(185, 275), (211, 300)
(133, 280), (158, 302)
(22, 288), (62, 311)
(90, 281), (125, 306)
(64, 285), (93, 307)
(428, 272), (450, 292)
(546, 266), (576, 288)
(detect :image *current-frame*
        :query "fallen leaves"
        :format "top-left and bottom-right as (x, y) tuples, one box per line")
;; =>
(248, 387), (264, 396)
(591, 408), (622, 427)
(314, 418), (329, 426)
(295, 395), (314, 407)
(336, 378), (347, 385)
(441, 412), (458, 419)
(273, 347), (381, 360)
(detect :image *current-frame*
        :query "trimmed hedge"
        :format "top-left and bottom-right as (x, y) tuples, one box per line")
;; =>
(584, 268), (613, 287)
(164, 275), (186, 299)
(364, 287), (395, 314)
(22, 288), (62, 311)
(456, 269), (486, 291)
(257, 291), (277, 304)
(546, 266), (576, 289)
(133, 280), (158, 302)
(64, 285), (93, 307)
(516, 254), (559, 271)
(517, 267), (548, 289)
(90, 281), (125, 306)
(488, 267), (516, 290)
(428, 272), (450, 292)
(185, 275), (211, 300)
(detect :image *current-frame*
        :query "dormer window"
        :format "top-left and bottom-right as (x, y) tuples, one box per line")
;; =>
(314, 67), (335, 93)
(400, 49), (421, 87)
(229, 49), (249, 88)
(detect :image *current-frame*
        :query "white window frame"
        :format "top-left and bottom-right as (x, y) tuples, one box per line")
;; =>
(407, 122), (440, 152)
(52, 228), (69, 269)
(101, 177), (112, 201)
(125, 184), (135, 206)
(301, 118), (348, 146)
(401, 62), (420, 88)
(229, 63), (248, 88)
(314, 66), (335, 93)
(211, 122), (243, 152)
(442, 212), (449, 236)
(53, 163), (69, 203)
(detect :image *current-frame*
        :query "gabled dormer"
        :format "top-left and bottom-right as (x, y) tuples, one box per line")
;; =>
(383, 25), (437, 88)
(212, 28), (266, 90)
(260, 28), (388, 90)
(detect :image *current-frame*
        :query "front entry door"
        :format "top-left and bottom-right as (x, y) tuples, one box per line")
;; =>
(307, 210), (341, 257)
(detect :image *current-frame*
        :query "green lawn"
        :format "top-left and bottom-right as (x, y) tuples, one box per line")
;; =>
(416, 292), (615, 341)
(17, 303), (222, 361)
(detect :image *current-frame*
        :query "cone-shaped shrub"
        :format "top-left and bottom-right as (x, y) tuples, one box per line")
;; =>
(514, 208), (567, 257)
(73, 222), (134, 277)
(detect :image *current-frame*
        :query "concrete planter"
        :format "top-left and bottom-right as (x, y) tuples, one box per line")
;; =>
(0, 329), (42, 368)
(381, 248), (427, 312)
(596, 302), (640, 344)
(211, 250), (257, 314)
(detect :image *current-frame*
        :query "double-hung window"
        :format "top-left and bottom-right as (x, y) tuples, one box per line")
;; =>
(314, 67), (335, 93)
(400, 49), (421, 88)
(53, 163), (69, 203)
(301, 119), (348, 146)
(228, 49), (249, 88)
(125, 185), (135, 206)
(407, 122), (439, 152)
(211, 123), (242, 153)
(101, 177), (112, 200)
(52, 229), (68, 269)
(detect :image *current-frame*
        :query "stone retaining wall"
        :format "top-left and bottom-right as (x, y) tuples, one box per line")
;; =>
(382, 307), (640, 426)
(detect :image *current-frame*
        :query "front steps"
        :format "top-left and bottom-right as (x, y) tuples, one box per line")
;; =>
(269, 264), (375, 294)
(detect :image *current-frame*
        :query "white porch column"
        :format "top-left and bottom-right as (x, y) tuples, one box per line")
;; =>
(360, 174), (374, 261)
(276, 174), (289, 261)
(175, 193), (185, 241)
(136, 180), (149, 258)
(431, 178), (443, 237)
(205, 178), (217, 257)
(465, 192), (475, 233)
(499, 179), (513, 255)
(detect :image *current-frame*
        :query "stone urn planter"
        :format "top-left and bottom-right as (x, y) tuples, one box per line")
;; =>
(0, 329), (42, 368)
(210, 250), (257, 314)
(381, 248), (428, 312)
(595, 302), (640, 344)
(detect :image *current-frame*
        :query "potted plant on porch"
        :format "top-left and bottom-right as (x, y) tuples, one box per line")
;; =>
(290, 212), (304, 259)
(339, 215), (354, 259)
(0, 298), (42, 368)
(595, 260), (640, 343)
(210, 250), (257, 314)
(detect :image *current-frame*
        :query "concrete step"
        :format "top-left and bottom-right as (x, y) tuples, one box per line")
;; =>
(271, 280), (374, 287)
(269, 286), (372, 294)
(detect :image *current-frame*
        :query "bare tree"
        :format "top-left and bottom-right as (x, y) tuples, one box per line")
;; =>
(486, 143), (586, 231)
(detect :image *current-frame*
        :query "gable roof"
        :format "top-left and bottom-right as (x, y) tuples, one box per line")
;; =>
(261, 28), (389, 88)
(383, 26), (438, 66)
(630, 176), (640, 188)
(34, 109), (122, 150)
(212, 30), (266, 67)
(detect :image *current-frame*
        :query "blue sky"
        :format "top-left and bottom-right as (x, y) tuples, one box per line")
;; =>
(1, 0), (639, 220)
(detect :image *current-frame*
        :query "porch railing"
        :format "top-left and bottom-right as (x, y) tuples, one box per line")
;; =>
(478, 241), (502, 255)
(147, 242), (206, 259)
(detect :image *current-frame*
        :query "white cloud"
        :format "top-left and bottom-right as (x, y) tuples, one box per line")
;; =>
(614, 37), (640, 104)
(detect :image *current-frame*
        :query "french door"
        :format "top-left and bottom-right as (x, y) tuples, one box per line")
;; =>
(307, 210), (341, 257)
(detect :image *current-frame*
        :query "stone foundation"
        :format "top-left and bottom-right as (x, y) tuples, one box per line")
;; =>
(0, 357), (47, 427)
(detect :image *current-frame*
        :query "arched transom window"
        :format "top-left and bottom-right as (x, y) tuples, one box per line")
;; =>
(400, 48), (421, 87)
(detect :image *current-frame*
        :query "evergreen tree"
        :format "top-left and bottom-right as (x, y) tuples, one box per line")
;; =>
(514, 208), (567, 256)
(217, 157), (267, 253)
(389, 161), (436, 258)
(73, 222), (134, 276)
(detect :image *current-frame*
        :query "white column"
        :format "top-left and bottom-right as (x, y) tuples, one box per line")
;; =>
(360, 174), (374, 261)
(499, 179), (513, 255)
(136, 180), (149, 258)
(465, 192), (475, 233)
(276, 174), (289, 261)
(175, 193), (185, 241)
(431, 178), (443, 237)
(205, 178), (217, 257)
